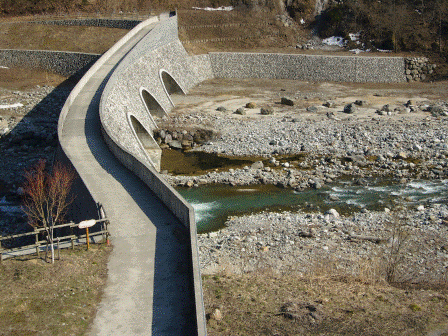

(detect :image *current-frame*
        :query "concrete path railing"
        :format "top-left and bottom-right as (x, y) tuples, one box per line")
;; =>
(58, 16), (205, 336)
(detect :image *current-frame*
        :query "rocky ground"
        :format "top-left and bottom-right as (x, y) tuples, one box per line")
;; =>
(156, 78), (448, 287)
(197, 205), (448, 283)
(0, 83), (71, 235)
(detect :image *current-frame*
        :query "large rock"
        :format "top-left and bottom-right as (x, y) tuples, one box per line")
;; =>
(168, 140), (182, 150)
(235, 107), (246, 115)
(251, 161), (264, 170)
(343, 103), (357, 114)
(260, 106), (274, 115)
(245, 102), (256, 108)
(281, 97), (294, 106)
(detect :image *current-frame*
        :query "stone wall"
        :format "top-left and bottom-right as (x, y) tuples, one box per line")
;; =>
(405, 57), (436, 82)
(209, 52), (407, 83)
(0, 49), (100, 76)
(32, 18), (141, 29)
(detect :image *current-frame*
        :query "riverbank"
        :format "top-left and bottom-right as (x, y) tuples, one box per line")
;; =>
(197, 205), (448, 282)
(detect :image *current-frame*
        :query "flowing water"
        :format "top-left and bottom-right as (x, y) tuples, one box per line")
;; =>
(177, 178), (448, 233)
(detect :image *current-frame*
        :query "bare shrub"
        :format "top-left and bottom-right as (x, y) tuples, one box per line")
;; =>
(22, 160), (75, 263)
(383, 214), (412, 283)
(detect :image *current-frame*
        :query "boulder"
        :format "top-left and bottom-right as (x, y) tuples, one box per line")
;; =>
(260, 106), (274, 115)
(251, 161), (264, 170)
(245, 102), (256, 108)
(281, 97), (294, 106)
(235, 107), (246, 115)
(343, 103), (357, 114)
(168, 140), (182, 150)
(323, 101), (336, 108)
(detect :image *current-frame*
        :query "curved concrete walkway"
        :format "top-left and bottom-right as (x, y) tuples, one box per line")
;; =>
(60, 19), (198, 335)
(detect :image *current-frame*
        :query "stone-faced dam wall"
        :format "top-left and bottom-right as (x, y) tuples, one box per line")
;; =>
(0, 49), (100, 76)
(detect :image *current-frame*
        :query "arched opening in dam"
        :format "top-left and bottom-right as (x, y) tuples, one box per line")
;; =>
(160, 69), (185, 105)
(128, 114), (161, 170)
(140, 88), (166, 119)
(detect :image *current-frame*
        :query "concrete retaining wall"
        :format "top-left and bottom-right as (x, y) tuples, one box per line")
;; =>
(209, 52), (407, 83)
(0, 49), (100, 76)
(33, 18), (141, 29)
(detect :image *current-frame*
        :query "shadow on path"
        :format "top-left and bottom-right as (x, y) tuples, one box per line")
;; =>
(83, 76), (197, 334)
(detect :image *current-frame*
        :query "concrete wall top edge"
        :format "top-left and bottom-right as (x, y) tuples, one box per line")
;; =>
(0, 48), (101, 56)
(208, 51), (406, 60)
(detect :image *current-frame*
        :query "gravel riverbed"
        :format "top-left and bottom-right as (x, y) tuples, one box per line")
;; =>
(159, 79), (448, 280)
(198, 205), (448, 283)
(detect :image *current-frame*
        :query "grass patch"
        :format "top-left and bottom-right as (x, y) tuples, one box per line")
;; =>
(0, 23), (128, 54)
(0, 244), (111, 336)
(202, 270), (448, 335)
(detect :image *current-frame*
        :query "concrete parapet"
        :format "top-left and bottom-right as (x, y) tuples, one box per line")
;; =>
(0, 49), (100, 76)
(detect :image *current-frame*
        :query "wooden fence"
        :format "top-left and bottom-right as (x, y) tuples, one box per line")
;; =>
(0, 218), (109, 262)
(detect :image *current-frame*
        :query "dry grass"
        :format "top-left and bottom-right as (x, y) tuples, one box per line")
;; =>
(203, 268), (448, 336)
(0, 244), (111, 336)
(0, 67), (69, 90)
(177, 9), (307, 55)
(0, 23), (128, 54)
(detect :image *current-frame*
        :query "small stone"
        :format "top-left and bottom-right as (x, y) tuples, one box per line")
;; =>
(216, 106), (227, 112)
(211, 308), (223, 321)
(306, 106), (318, 113)
(325, 208), (339, 218)
(416, 205), (425, 211)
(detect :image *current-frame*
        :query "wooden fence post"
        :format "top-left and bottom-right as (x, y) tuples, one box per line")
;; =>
(35, 228), (40, 258)
(57, 238), (60, 260)
(0, 240), (3, 264)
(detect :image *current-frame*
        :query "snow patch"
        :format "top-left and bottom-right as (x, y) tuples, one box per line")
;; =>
(300, 18), (305, 24)
(0, 66), (9, 69)
(322, 36), (345, 47)
(0, 103), (23, 109)
(192, 6), (233, 11)
(349, 32), (360, 41)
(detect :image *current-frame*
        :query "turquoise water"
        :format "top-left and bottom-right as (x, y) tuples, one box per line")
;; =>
(177, 179), (448, 233)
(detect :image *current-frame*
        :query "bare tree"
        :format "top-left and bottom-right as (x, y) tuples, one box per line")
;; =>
(22, 160), (75, 264)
